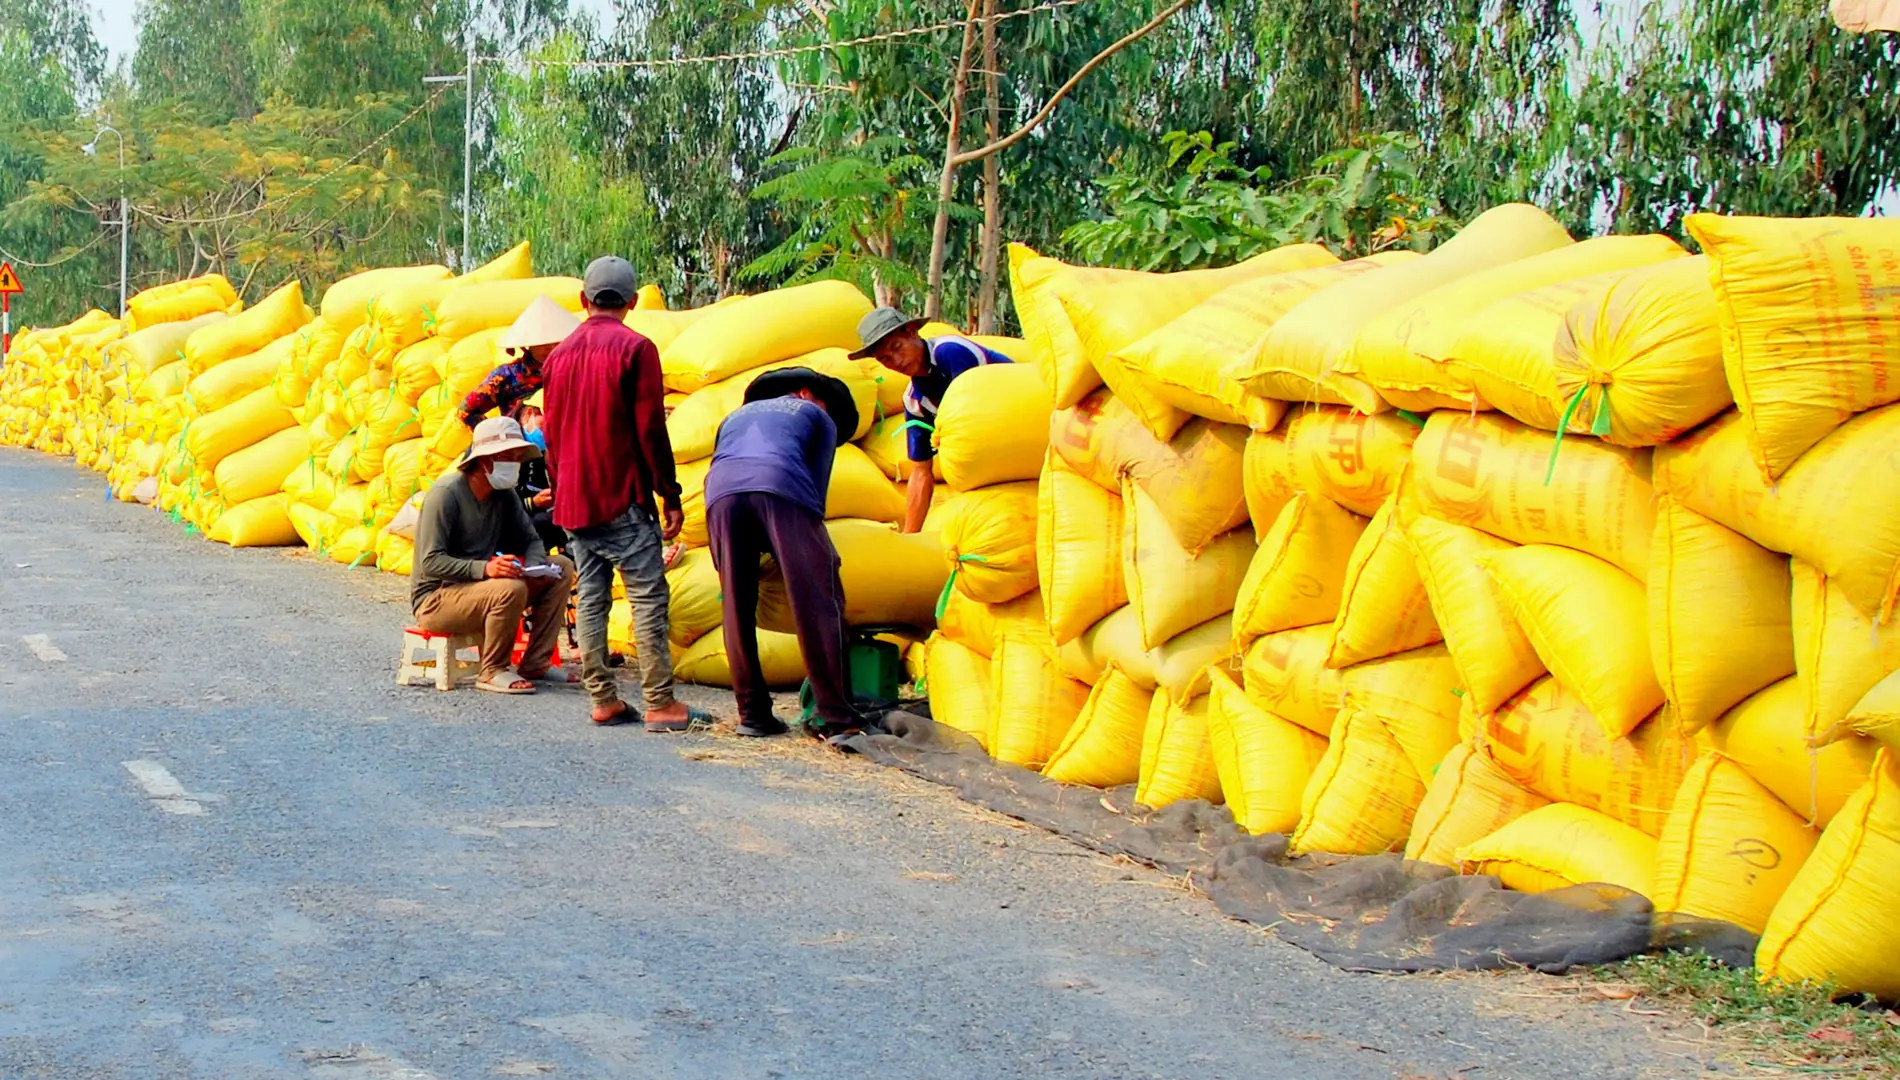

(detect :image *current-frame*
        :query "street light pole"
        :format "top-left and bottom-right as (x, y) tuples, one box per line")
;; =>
(424, 28), (476, 270)
(81, 125), (128, 318)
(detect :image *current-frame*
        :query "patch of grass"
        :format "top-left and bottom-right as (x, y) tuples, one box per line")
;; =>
(1601, 951), (1900, 1074)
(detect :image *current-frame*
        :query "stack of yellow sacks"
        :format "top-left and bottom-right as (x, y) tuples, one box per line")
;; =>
(925, 205), (1900, 1002)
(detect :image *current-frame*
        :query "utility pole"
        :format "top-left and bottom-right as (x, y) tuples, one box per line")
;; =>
(424, 24), (476, 269)
(81, 126), (128, 318)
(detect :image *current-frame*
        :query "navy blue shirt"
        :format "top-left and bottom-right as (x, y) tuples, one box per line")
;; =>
(705, 397), (839, 519)
(903, 335), (1013, 461)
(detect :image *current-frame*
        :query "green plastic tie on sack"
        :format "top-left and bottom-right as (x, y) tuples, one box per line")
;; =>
(1544, 382), (1591, 486)
(1395, 409), (1427, 429)
(932, 554), (990, 619)
(1589, 386), (1613, 438)
(901, 419), (934, 434)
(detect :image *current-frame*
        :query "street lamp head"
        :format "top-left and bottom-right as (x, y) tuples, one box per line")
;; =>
(80, 140), (98, 156)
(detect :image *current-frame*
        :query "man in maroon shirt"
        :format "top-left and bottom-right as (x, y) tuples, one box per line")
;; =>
(541, 256), (708, 732)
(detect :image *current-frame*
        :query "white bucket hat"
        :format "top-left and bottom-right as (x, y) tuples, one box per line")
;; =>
(498, 295), (582, 352)
(459, 415), (542, 471)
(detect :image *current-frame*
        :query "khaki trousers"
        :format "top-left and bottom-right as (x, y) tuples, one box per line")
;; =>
(415, 555), (576, 679)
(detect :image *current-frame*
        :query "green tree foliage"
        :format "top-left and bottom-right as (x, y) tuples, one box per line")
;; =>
(134, 0), (258, 121)
(1554, 0), (1900, 234)
(1061, 130), (1447, 271)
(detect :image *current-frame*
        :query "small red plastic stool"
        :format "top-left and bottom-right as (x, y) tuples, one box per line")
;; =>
(397, 626), (481, 691)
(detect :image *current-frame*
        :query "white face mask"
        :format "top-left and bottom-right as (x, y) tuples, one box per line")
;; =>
(487, 460), (522, 489)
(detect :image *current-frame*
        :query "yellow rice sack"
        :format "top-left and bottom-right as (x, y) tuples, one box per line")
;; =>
(825, 443), (905, 523)
(1413, 410), (1655, 580)
(186, 339), (292, 417)
(1136, 688), (1223, 808)
(1124, 481), (1255, 650)
(1325, 494), (1441, 668)
(758, 520), (947, 634)
(1114, 257), (1399, 431)
(1345, 234), (1686, 412)
(1404, 743), (1551, 867)
(1039, 459), (1127, 643)
(675, 628), (807, 689)
(392, 338), (449, 407)
(934, 362), (1050, 490)
(664, 548), (725, 648)
(1338, 643), (1465, 784)
(187, 386), (296, 471)
(432, 276), (584, 344)
(1241, 624), (1343, 739)
(213, 426), (310, 505)
(1649, 499), (1794, 733)
(1242, 424), (1298, 543)
(662, 281), (872, 394)
(1483, 544), (1661, 739)
(668, 351), (879, 461)
(275, 318), (345, 408)
(1206, 666), (1329, 835)
(206, 493), (301, 548)
(1717, 680), (1877, 832)
(1290, 703), (1426, 855)
(319, 265), (451, 331)
(1656, 405), (1900, 622)
(1481, 677), (1693, 837)
(1443, 268), (1643, 432)
(1791, 560), (1900, 747)
(989, 630), (1090, 769)
(1059, 605), (1157, 689)
(108, 311), (226, 377)
(1150, 616), (1234, 701)
(1006, 244), (1142, 408)
(1060, 245), (1339, 434)
(1042, 665), (1154, 788)
(1652, 753), (1819, 935)
(1458, 803), (1657, 897)
(1284, 405), (1419, 517)
(1252, 204), (1574, 413)
(926, 633), (995, 751)
(1231, 494), (1365, 642)
(1050, 390), (1250, 552)
(375, 529), (414, 575)
(1755, 750), (1900, 1001)
(1407, 516), (1545, 715)
(937, 481), (1040, 605)
(185, 280), (311, 377)
(1686, 213), (1900, 481)
(1554, 255), (1729, 446)
(938, 588), (998, 658)
(1848, 670), (1900, 754)
(126, 273), (239, 330)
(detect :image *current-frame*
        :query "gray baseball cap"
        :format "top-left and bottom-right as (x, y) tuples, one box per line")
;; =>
(582, 255), (638, 307)
(849, 306), (927, 359)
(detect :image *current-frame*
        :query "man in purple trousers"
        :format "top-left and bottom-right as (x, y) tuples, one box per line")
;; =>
(703, 367), (865, 743)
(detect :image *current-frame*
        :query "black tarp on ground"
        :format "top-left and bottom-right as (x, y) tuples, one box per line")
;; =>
(850, 712), (1758, 974)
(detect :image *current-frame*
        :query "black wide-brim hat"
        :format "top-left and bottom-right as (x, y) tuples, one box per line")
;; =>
(744, 367), (860, 439)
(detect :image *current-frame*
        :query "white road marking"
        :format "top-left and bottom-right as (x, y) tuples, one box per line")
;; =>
(21, 634), (67, 662)
(121, 760), (210, 816)
(303, 1048), (443, 1080)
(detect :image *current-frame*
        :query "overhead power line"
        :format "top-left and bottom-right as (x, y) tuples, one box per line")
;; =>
(0, 228), (115, 269)
(498, 0), (1092, 70)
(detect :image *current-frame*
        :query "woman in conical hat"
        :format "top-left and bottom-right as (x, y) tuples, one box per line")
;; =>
(456, 295), (582, 428)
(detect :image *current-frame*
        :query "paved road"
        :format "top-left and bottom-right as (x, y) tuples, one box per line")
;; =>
(0, 448), (1730, 1080)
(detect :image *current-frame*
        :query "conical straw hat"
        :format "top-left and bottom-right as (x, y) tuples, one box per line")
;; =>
(498, 295), (582, 351)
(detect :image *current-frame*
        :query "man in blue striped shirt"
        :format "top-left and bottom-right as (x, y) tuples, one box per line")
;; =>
(851, 307), (1013, 533)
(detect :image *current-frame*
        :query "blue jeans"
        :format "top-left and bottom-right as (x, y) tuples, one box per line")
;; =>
(566, 505), (676, 710)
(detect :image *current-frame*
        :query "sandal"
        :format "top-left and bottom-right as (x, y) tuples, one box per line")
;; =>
(592, 700), (640, 726)
(477, 670), (536, 695)
(646, 705), (718, 733)
(519, 666), (580, 685)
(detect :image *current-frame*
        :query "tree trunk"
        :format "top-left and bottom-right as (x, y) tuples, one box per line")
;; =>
(925, 0), (982, 322)
(976, 0), (1002, 334)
